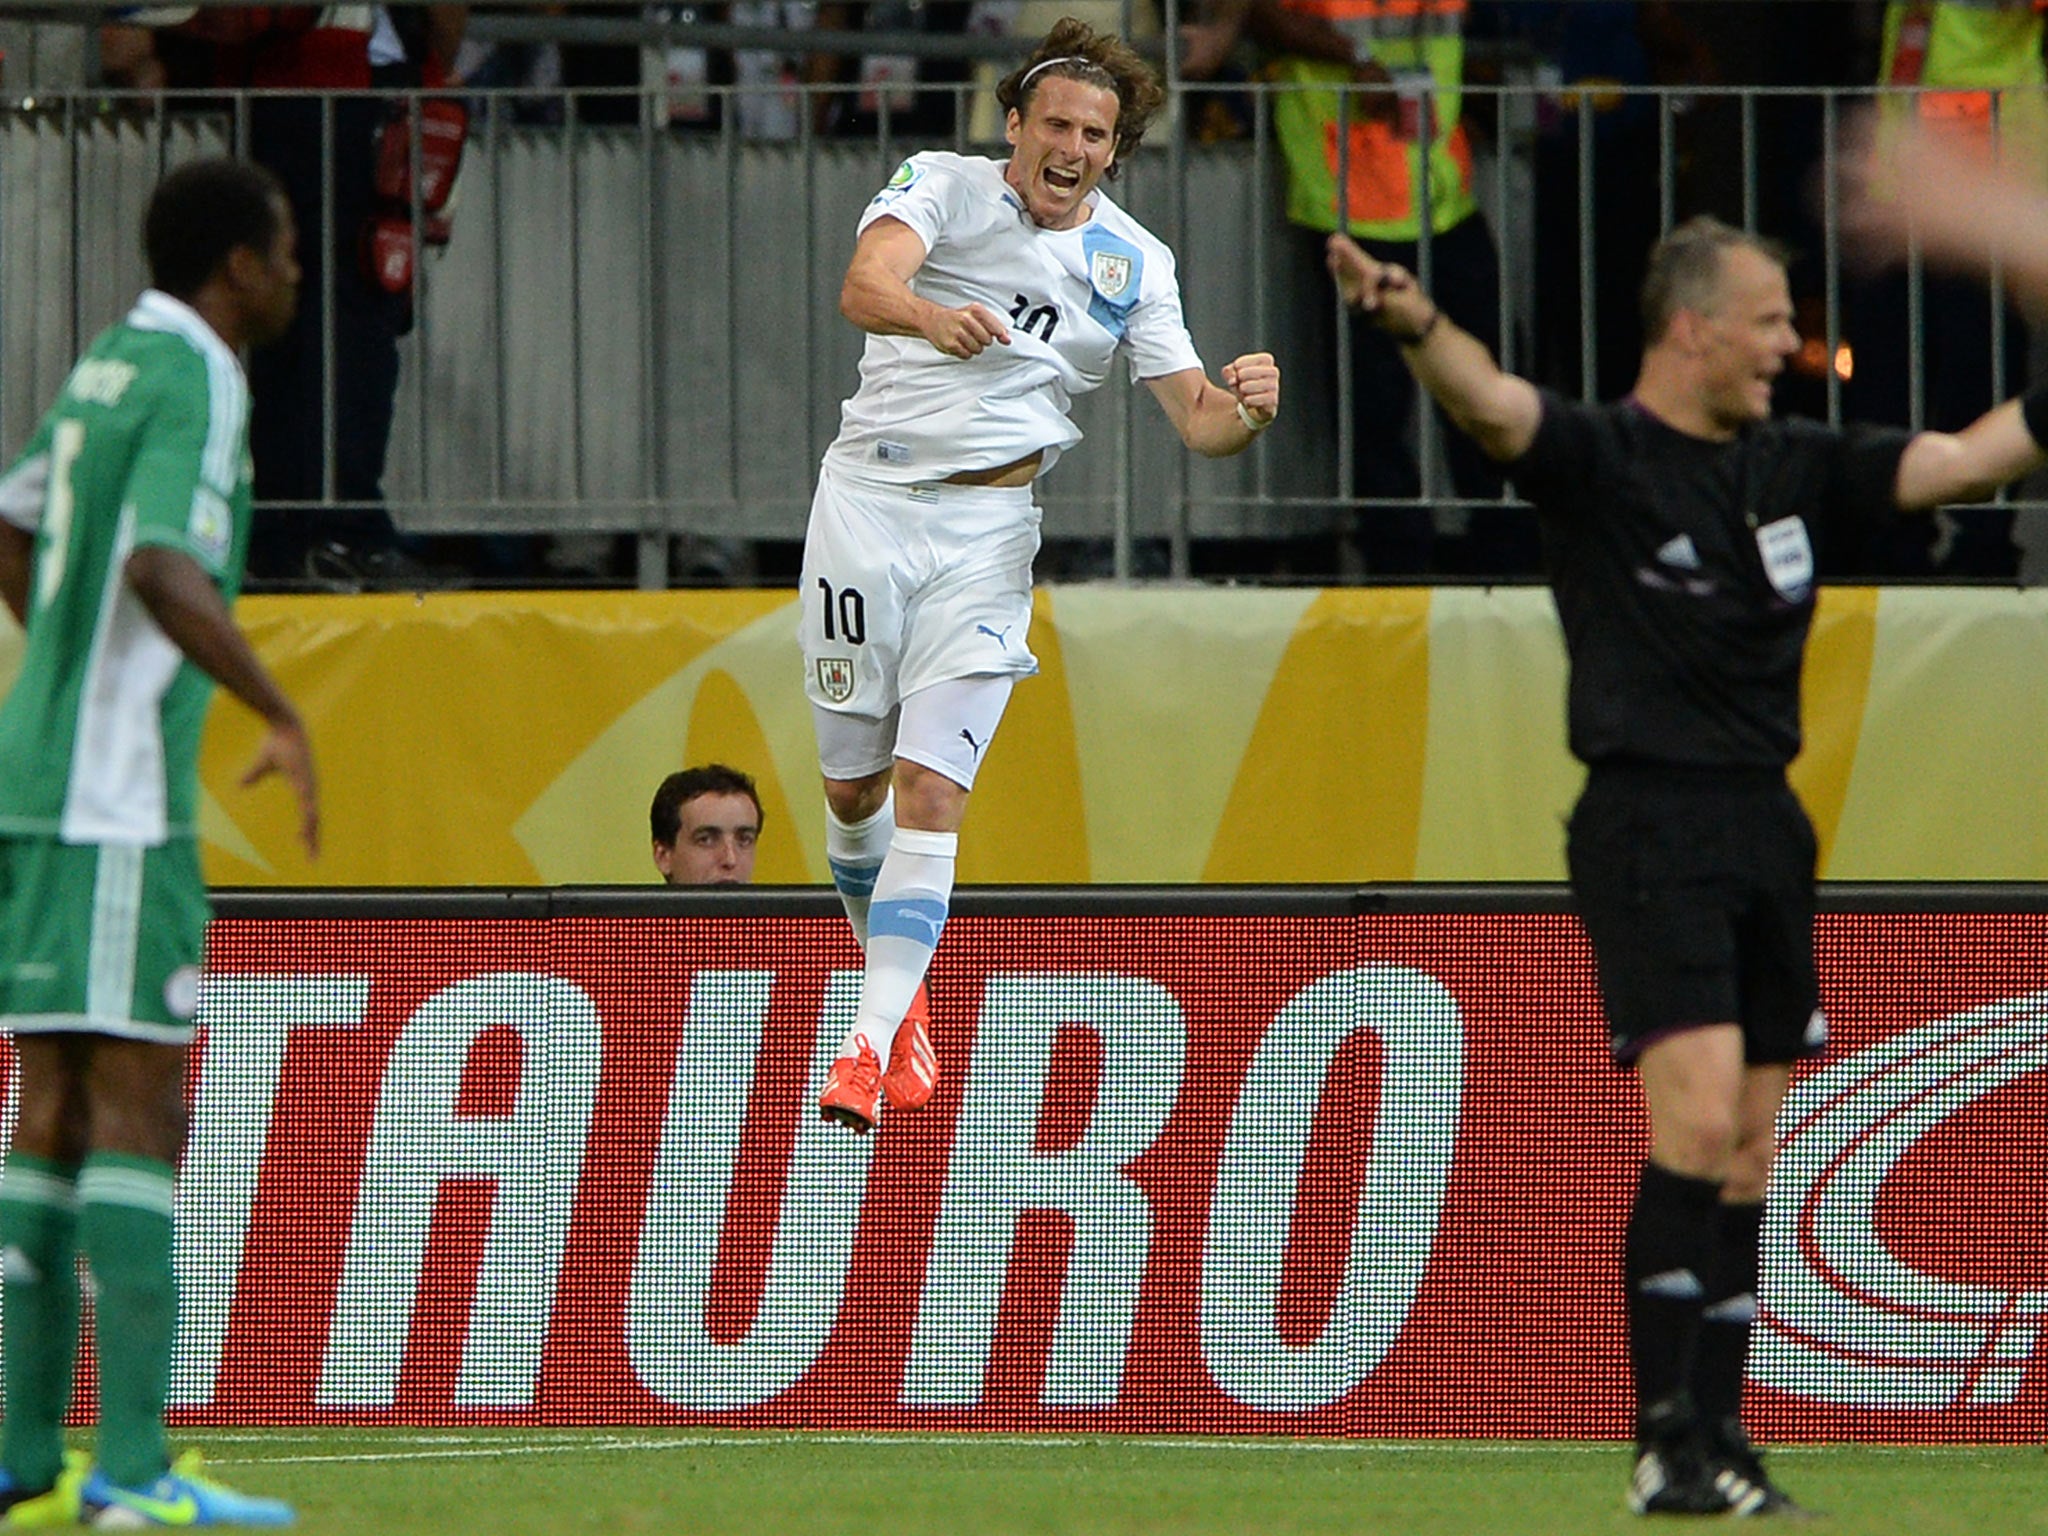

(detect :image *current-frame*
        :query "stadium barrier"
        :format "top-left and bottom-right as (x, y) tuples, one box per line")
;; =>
(5, 885), (2037, 1441)
(6, 76), (2043, 580)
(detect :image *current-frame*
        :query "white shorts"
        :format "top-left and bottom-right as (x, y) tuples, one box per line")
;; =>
(799, 460), (1041, 719)
(812, 674), (1017, 790)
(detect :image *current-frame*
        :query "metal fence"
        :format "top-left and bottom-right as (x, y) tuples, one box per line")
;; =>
(3, 77), (2042, 585)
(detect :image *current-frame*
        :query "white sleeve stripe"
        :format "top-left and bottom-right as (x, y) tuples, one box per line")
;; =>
(200, 346), (247, 496)
(0, 450), (50, 532)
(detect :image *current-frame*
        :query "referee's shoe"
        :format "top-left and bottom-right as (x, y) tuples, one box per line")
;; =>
(1628, 1400), (1770, 1517)
(1705, 1416), (1818, 1519)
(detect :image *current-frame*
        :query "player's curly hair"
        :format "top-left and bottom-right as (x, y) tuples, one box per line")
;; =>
(995, 17), (1165, 177)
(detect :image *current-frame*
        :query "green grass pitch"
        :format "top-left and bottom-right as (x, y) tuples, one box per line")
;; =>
(121, 1429), (2046, 1535)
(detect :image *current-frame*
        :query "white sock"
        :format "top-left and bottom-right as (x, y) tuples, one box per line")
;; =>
(839, 827), (955, 1066)
(825, 791), (894, 948)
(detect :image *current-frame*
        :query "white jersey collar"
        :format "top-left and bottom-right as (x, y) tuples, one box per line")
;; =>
(129, 289), (247, 383)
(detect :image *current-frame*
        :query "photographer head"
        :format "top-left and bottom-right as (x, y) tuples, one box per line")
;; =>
(650, 764), (763, 886)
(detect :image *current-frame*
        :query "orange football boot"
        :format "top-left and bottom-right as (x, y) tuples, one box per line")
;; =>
(882, 980), (938, 1110)
(819, 1036), (883, 1134)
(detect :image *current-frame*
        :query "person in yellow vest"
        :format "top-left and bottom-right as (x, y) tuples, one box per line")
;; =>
(1849, 0), (2048, 576)
(1208, 0), (1517, 574)
(1877, 0), (2048, 167)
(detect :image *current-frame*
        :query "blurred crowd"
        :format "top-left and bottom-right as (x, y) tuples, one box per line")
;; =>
(9, 2), (2041, 587)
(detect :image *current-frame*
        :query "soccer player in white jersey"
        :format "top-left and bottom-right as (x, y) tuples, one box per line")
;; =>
(0, 159), (317, 1528)
(808, 18), (1281, 1134)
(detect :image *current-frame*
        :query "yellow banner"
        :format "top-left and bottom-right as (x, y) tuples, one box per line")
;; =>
(3, 586), (2044, 885)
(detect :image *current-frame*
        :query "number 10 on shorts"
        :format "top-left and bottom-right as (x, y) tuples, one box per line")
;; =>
(818, 578), (868, 645)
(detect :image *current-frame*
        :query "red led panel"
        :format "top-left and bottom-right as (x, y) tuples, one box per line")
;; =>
(6, 909), (2037, 1440)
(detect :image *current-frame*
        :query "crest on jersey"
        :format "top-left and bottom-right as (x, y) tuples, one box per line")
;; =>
(1089, 250), (1133, 300)
(817, 657), (855, 704)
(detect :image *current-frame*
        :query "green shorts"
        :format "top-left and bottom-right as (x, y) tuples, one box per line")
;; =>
(0, 835), (211, 1044)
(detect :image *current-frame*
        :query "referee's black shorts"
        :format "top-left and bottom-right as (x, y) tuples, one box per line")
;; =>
(1565, 761), (1826, 1067)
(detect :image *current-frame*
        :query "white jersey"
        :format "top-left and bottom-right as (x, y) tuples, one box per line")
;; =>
(823, 151), (1205, 484)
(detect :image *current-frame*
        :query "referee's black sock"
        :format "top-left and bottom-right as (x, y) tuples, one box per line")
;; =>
(1624, 1159), (1723, 1440)
(1694, 1199), (1765, 1432)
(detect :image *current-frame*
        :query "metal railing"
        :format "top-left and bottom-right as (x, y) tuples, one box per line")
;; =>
(3, 76), (2042, 586)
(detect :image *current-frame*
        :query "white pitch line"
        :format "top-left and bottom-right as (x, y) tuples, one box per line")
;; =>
(214, 1440), (682, 1466)
(195, 1433), (547, 1447)
(193, 1431), (623, 1449)
(200, 1434), (1616, 1467)
(189, 1432), (1983, 1470)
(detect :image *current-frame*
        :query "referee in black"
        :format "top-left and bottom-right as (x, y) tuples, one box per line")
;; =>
(1328, 215), (2048, 1516)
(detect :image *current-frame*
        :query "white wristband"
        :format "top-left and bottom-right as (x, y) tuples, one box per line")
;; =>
(1236, 399), (1271, 433)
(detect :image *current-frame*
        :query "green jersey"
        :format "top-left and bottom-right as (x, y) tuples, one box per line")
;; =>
(0, 290), (251, 845)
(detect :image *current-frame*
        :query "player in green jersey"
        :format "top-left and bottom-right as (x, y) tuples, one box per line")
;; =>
(0, 158), (317, 1528)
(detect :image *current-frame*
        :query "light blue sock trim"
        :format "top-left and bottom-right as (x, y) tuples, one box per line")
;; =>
(869, 895), (948, 948)
(828, 858), (881, 898)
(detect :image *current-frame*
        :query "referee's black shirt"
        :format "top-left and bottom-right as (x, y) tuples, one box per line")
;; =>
(1509, 391), (1913, 770)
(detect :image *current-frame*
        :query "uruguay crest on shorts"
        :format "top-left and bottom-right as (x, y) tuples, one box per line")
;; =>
(817, 657), (855, 704)
(1089, 249), (1133, 301)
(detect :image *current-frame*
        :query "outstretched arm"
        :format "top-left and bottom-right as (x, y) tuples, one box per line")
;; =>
(1842, 113), (2048, 310)
(839, 216), (1013, 360)
(1894, 398), (2048, 513)
(1326, 234), (1543, 463)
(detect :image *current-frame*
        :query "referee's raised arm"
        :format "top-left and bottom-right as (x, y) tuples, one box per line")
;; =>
(1325, 232), (1543, 464)
(1843, 110), (2048, 314)
(1893, 393), (2048, 513)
